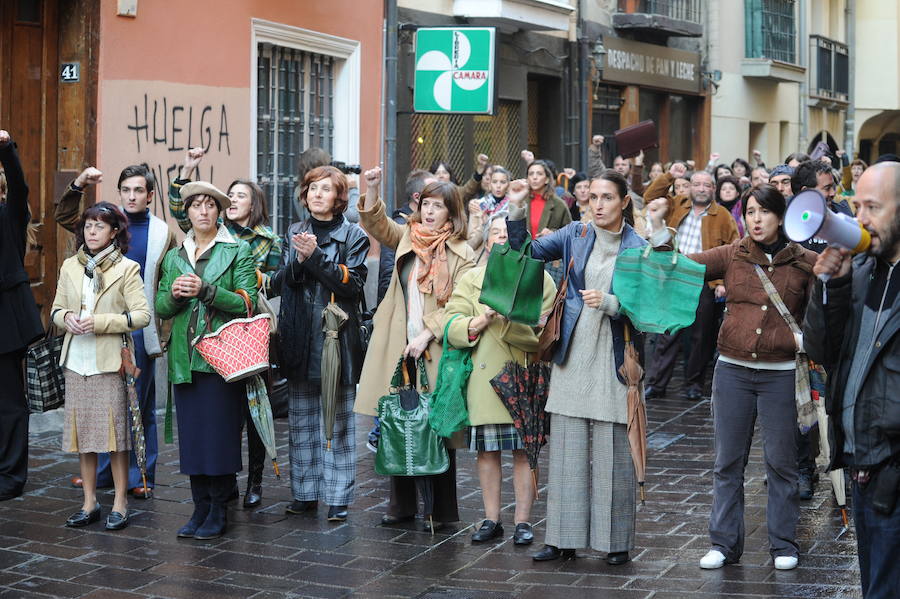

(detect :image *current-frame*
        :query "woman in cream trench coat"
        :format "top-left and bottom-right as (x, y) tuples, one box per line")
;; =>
(354, 166), (475, 529)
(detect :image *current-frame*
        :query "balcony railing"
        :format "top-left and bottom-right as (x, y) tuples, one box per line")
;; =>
(616, 0), (702, 23)
(745, 0), (797, 64)
(614, 0), (703, 37)
(809, 35), (849, 103)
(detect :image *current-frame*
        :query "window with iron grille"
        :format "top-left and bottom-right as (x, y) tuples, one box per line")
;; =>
(745, 0), (797, 64)
(257, 43), (335, 237)
(810, 35), (849, 102)
(409, 100), (523, 183)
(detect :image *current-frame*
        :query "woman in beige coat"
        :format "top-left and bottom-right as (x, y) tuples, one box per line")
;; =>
(445, 220), (556, 545)
(355, 166), (475, 530)
(50, 202), (150, 531)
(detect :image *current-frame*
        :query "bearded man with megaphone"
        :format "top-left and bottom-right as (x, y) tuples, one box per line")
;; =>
(803, 161), (900, 599)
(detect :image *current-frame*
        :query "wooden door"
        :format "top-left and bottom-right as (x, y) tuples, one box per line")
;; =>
(0, 0), (59, 317)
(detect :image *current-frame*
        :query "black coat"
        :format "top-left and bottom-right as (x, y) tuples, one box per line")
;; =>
(271, 217), (369, 384)
(376, 205), (412, 306)
(0, 141), (42, 354)
(804, 256), (900, 470)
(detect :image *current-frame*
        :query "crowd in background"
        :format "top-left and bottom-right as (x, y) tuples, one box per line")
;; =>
(1, 126), (898, 598)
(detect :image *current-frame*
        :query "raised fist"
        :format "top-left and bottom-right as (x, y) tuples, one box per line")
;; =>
(363, 166), (382, 188)
(669, 162), (688, 179)
(75, 167), (103, 188)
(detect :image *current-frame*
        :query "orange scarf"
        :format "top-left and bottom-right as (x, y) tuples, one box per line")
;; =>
(408, 221), (454, 306)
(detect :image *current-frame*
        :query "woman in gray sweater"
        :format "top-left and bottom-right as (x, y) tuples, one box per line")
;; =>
(505, 170), (649, 566)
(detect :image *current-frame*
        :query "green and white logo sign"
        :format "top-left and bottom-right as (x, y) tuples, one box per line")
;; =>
(414, 27), (496, 114)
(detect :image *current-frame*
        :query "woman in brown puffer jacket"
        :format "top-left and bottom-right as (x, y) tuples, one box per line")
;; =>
(648, 184), (817, 572)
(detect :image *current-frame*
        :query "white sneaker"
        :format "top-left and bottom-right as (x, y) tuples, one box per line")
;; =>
(774, 555), (798, 570)
(699, 549), (727, 569)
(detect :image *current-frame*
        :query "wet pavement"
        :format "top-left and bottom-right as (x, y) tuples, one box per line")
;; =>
(2, 385), (861, 598)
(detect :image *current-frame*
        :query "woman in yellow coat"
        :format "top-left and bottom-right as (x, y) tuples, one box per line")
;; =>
(445, 215), (556, 545)
(355, 166), (475, 530)
(51, 202), (150, 531)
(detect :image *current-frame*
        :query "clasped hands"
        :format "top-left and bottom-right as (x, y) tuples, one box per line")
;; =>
(292, 232), (318, 263)
(171, 273), (203, 299)
(64, 312), (94, 335)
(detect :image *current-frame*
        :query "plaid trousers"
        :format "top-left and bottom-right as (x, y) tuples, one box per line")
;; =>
(288, 381), (356, 506)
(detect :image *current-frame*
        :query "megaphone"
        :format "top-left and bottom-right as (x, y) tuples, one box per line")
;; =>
(784, 189), (871, 254)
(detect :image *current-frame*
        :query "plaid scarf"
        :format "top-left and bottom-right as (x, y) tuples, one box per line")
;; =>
(408, 221), (454, 307)
(230, 223), (281, 273)
(76, 244), (122, 294)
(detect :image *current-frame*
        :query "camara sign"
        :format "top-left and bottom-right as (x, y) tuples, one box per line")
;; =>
(413, 27), (496, 114)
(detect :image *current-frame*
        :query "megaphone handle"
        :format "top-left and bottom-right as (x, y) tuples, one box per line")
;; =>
(818, 273), (830, 305)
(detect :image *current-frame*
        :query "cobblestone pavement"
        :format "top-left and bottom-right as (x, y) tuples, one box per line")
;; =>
(1, 387), (861, 599)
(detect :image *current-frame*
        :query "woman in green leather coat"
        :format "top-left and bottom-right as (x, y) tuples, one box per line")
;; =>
(155, 181), (257, 540)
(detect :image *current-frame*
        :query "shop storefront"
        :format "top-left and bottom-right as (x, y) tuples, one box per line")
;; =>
(593, 36), (708, 166)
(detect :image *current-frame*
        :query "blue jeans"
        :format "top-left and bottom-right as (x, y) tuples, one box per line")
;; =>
(853, 477), (900, 598)
(96, 329), (158, 488)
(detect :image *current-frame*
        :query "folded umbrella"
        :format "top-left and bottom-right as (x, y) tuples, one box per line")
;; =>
(814, 389), (850, 539)
(247, 374), (280, 478)
(119, 338), (148, 496)
(619, 325), (647, 504)
(490, 360), (551, 494)
(321, 296), (349, 450)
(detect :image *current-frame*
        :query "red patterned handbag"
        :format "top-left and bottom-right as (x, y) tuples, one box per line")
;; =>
(192, 289), (272, 382)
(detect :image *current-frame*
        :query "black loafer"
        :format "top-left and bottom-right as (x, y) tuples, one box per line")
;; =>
(327, 505), (348, 522)
(65, 504), (101, 528)
(471, 520), (503, 543)
(243, 485), (262, 508)
(606, 551), (630, 565)
(285, 500), (317, 515)
(105, 511), (129, 531)
(532, 544), (576, 561)
(644, 385), (666, 400)
(683, 387), (703, 401)
(513, 523), (534, 545)
(225, 482), (240, 503)
(422, 519), (447, 533)
(380, 513), (414, 525)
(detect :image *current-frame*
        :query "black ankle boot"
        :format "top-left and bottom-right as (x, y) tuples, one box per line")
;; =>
(243, 423), (265, 508)
(195, 474), (232, 540)
(177, 476), (210, 538)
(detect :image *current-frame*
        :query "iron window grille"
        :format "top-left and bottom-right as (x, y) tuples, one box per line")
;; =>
(809, 35), (849, 102)
(257, 43), (335, 237)
(745, 0), (797, 64)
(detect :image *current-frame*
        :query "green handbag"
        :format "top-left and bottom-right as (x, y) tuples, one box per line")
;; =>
(612, 238), (707, 334)
(374, 357), (450, 477)
(479, 235), (544, 326)
(429, 315), (472, 438)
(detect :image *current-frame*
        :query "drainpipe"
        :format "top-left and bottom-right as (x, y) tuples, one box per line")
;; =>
(844, 0), (856, 156)
(798, 0), (809, 151)
(578, 0), (589, 172)
(384, 0), (398, 212)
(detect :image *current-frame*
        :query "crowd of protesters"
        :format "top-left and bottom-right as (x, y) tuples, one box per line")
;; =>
(1, 124), (899, 598)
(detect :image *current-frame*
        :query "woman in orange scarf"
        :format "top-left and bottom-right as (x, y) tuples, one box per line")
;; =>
(355, 166), (475, 531)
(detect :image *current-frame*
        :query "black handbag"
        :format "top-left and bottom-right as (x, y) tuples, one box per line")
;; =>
(25, 327), (66, 413)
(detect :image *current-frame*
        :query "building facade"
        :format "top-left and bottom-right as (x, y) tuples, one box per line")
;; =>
(1, 0), (383, 314)
(391, 0), (579, 200)
(584, 0), (710, 168)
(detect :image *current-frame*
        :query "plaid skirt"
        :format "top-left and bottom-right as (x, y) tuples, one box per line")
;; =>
(468, 423), (524, 452)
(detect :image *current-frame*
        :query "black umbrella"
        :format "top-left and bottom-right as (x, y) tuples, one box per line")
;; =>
(490, 360), (551, 494)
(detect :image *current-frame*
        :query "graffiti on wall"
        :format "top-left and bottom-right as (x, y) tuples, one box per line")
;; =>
(125, 93), (231, 224)
(101, 81), (249, 234)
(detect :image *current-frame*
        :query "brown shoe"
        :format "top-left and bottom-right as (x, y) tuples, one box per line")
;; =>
(130, 487), (153, 499)
(70, 477), (83, 488)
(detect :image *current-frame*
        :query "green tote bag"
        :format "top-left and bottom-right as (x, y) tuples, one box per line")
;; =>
(374, 357), (450, 477)
(612, 242), (707, 335)
(429, 315), (472, 438)
(479, 235), (544, 326)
